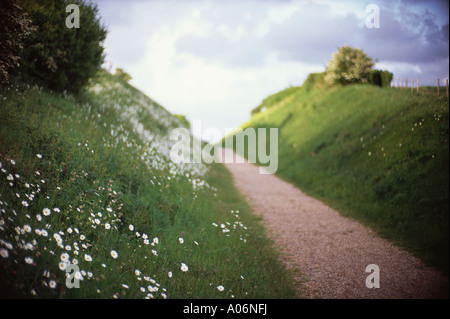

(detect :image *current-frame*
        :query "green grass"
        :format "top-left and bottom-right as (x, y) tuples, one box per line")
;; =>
(419, 85), (449, 97)
(0, 70), (298, 299)
(225, 83), (449, 275)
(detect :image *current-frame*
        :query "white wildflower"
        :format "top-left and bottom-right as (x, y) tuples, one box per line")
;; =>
(110, 250), (118, 259)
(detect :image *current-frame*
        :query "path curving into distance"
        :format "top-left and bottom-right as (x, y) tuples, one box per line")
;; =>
(220, 148), (448, 299)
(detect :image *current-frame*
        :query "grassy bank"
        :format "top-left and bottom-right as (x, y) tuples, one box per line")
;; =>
(0, 70), (298, 298)
(225, 84), (449, 274)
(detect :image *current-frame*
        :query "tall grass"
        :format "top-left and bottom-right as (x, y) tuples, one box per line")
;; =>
(0, 71), (298, 298)
(225, 84), (449, 274)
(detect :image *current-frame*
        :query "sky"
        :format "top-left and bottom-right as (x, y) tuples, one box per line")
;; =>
(94, 0), (449, 142)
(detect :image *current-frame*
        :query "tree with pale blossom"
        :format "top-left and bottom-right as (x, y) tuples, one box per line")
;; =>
(324, 46), (376, 85)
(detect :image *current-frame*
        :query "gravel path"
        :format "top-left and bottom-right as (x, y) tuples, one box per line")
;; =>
(220, 148), (448, 299)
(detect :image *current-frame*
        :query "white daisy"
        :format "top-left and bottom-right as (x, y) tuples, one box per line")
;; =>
(43, 208), (51, 216)
(60, 252), (69, 262)
(49, 280), (57, 289)
(0, 248), (9, 258)
(58, 261), (67, 270)
(110, 250), (118, 259)
(74, 271), (84, 281)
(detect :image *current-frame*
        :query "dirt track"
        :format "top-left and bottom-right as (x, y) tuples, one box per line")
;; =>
(220, 148), (448, 299)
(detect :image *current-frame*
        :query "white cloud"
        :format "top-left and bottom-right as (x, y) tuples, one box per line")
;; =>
(130, 24), (321, 142)
(108, 1), (319, 142)
(255, 1), (302, 38)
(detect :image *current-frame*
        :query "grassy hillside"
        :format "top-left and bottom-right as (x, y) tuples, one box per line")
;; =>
(0, 70), (298, 298)
(225, 83), (449, 274)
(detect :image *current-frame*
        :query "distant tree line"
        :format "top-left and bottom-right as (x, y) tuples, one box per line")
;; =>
(0, 0), (107, 94)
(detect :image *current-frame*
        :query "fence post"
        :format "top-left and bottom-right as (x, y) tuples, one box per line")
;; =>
(405, 78), (408, 90)
(411, 78), (414, 92)
(446, 79), (448, 98)
(417, 78), (419, 93)
(437, 79), (440, 97)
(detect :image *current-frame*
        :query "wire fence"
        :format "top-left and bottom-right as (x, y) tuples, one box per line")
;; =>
(391, 77), (449, 98)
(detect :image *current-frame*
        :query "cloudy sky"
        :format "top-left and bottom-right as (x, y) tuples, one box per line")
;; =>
(94, 0), (449, 142)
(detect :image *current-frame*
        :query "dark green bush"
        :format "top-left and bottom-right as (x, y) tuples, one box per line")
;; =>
(16, 0), (107, 93)
(368, 69), (393, 87)
(0, 0), (32, 85)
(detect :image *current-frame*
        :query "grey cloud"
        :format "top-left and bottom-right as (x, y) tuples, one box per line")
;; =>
(268, 1), (449, 68)
(265, 5), (362, 65)
(442, 23), (449, 42)
(175, 1), (363, 67)
(361, 7), (448, 64)
(174, 0), (448, 70)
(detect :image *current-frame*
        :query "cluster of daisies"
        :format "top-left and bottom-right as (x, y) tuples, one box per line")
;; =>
(0, 150), (215, 299)
(212, 210), (250, 243)
(1, 74), (224, 299)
